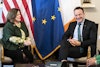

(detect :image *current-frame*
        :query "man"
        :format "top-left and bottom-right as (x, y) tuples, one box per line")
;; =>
(87, 55), (100, 67)
(59, 7), (97, 63)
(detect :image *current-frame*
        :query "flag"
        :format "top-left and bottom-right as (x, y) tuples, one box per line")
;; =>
(32, 0), (64, 60)
(59, 0), (81, 31)
(1, 0), (35, 45)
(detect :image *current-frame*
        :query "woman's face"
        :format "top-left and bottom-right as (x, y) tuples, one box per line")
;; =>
(15, 11), (21, 22)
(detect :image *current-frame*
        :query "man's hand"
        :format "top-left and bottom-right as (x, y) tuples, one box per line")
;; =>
(68, 39), (81, 46)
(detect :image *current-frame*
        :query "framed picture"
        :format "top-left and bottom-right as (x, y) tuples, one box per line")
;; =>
(0, 23), (5, 27)
(0, 0), (3, 4)
(81, 0), (95, 8)
(0, 23), (5, 39)
(83, 0), (91, 3)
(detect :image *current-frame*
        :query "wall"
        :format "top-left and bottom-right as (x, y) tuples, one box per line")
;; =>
(84, 0), (100, 53)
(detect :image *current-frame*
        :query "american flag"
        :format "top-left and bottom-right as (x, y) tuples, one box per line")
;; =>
(1, 0), (35, 45)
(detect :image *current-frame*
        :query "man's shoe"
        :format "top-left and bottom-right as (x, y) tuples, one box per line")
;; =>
(61, 60), (67, 62)
(61, 62), (69, 67)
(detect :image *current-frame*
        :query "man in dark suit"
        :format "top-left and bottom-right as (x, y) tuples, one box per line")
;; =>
(59, 7), (97, 63)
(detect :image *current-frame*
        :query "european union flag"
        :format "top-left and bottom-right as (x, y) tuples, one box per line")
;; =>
(32, 0), (64, 60)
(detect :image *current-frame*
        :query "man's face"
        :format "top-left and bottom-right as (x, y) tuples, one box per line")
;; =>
(74, 9), (85, 22)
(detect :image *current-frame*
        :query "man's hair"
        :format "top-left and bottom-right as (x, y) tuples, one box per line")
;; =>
(6, 8), (20, 23)
(74, 7), (84, 13)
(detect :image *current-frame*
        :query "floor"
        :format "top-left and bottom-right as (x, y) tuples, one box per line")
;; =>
(32, 53), (87, 67)
(2, 53), (87, 67)
(4, 63), (99, 67)
(33, 59), (87, 67)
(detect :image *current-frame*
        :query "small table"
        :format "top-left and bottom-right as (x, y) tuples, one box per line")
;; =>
(45, 61), (62, 67)
(15, 63), (45, 67)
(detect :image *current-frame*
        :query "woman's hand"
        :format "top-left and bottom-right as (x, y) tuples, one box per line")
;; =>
(24, 40), (31, 46)
(86, 58), (96, 67)
(68, 39), (81, 46)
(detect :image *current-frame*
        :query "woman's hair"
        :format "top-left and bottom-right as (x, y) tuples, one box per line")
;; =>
(6, 8), (20, 22)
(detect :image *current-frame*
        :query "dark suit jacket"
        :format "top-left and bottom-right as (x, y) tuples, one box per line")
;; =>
(61, 19), (97, 56)
(2, 22), (29, 50)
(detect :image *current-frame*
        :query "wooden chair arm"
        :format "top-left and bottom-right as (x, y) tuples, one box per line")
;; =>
(27, 45), (34, 55)
(87, 46), (91, 59)
(0, 43), (4, 60)
(30, 45), (35, 55)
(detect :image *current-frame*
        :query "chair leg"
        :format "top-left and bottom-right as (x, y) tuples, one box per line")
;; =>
(72, 63), (78, 67)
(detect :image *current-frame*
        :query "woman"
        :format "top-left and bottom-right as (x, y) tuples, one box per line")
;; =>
(1, 8), (33, 63)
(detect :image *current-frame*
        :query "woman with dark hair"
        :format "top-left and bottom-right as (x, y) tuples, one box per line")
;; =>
(1, 8), (33, 63)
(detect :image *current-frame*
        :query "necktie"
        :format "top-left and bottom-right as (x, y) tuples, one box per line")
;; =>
(78, 23), (81, 41)
(78, 23), (83, 53)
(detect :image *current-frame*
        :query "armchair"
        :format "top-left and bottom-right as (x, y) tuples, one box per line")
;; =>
(67, 23), (98, 67)
(67, 46), (91, 66)
(0, 39), (34, 64)
(0, 23), (13, 64)
(0, 41), (13, 64)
